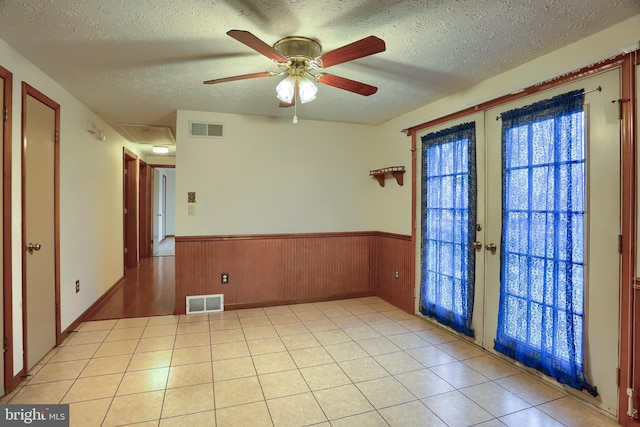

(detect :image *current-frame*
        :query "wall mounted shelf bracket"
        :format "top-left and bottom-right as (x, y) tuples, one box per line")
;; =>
(369, 166), (405, 187)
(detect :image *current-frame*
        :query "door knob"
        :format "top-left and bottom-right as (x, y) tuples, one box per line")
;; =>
(472, 241), (482, 251)
(485, 243), (497, 254)
(26, 242), (42, 254)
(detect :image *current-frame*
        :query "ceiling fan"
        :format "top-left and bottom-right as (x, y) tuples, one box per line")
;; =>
(204, 30), (386, 108)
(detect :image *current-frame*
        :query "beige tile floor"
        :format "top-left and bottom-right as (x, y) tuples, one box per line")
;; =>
(1, 297), (620, 427)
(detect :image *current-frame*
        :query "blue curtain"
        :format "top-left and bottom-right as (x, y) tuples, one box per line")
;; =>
(494, 90), (596, 395)
(420, 122), (477, 337)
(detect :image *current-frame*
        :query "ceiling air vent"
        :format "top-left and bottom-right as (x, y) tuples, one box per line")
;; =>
(117, 123), (175, 145)
(190, 121), (224, 139)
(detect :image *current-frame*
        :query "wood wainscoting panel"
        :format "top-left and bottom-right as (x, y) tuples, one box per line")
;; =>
(175, 232), (378, 313)
(374, 232), (414, 313)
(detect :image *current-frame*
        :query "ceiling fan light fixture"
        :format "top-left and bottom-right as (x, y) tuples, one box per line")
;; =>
(276, 76), (296, 103)
(298, 77), (317, 104)
(152, 146), (170, 154)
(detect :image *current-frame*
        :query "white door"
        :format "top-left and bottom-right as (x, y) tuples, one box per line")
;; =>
(161, 174), (167, 241)
(483, 69), (621, 414)
(24, 92), (57, 370)
(416, 68), (621, 416)
(414, 111), (487, 342)
(152, 168), (161, 255)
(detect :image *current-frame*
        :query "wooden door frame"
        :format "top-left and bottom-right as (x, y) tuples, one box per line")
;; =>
(1, 66), (16, 392)
(20, 83), (61, 376)
(139, 160), (150, 259)
(123, 148), (139, 271)
(624, 53), (639, 427)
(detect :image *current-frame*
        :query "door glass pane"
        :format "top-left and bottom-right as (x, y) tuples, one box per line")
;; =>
(494, 90), (596, 395)
(420, 122), (477, 337)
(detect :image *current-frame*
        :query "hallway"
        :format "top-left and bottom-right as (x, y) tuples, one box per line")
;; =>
(87, 256), (176, 320)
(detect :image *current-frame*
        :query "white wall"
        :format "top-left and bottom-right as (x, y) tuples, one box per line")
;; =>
(146, 155), (175, 166)
(368, 124), (413, 235)
(373, 14), (640, 235)
(175, 110), (379, 236)
(0, 38), (144, 375)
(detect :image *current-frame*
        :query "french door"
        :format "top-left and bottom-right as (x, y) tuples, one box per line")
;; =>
(417, 68), (621, 416)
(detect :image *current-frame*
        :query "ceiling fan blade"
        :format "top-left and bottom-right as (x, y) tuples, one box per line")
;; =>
(203, 71), (278, 85)
(315, 73), (378, 96)
(227, 30), (289, 63)
(314, 36), (385, 68)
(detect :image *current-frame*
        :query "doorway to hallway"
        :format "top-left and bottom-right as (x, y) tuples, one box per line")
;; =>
(86, 256), (175, 320)
(88, 163), (177, 321)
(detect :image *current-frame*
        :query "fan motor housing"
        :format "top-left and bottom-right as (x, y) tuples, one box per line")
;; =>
(273, 37), (322, 61)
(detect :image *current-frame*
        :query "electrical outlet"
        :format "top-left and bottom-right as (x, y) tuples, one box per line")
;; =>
(75, 280), (80, 293)
(221, 273), (229, 284)
(394, 269), (400, 279)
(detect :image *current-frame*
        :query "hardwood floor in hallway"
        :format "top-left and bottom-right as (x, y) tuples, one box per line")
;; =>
(87, 256), (175, 320)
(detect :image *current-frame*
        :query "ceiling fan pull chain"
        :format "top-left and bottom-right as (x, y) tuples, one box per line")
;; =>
(293, 100), (298, 124)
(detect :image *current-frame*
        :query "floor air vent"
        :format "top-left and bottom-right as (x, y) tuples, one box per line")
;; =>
(186, 294), (224, 314)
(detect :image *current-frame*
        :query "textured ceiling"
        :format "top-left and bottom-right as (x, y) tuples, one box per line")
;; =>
(0, 0), (638, 142)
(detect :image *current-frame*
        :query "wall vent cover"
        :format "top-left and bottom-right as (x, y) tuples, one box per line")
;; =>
(186, 294), (224, 314)
(190, 121), (224, 139)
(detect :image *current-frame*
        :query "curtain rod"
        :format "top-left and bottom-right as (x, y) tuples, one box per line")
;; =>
(581, 85), (603, 95)
(401, 49), (635, 135)
(495, 86), (602, 121)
